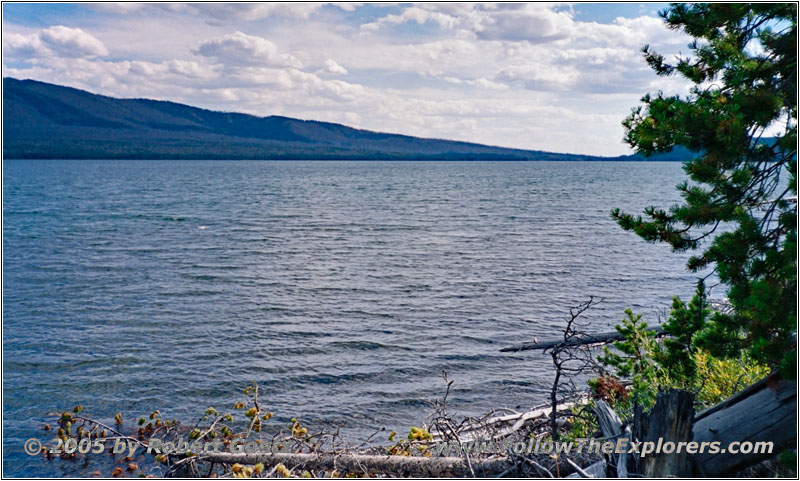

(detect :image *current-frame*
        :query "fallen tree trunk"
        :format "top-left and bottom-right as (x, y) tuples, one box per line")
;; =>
(499, 327), (664, 352)
(691, 372), (796, 476)
(193, 452), (510, 477)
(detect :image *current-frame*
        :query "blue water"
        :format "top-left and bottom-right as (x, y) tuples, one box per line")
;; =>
(3, 160), (703, 476)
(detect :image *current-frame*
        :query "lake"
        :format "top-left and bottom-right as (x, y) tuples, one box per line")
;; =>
(3, 160), (704, 476)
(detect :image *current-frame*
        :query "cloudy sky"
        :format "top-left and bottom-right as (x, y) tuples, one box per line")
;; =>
(2, 2), (695, 156)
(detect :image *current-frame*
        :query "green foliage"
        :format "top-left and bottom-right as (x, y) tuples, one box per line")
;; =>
(407, 426), (433, 441)
(654, 280), (710, 384)
(563, 403), (599, 441)
(613, 3), (797, 370)
(598, 309), (662, 407)
(692, 348), (769, 407)
(598, 283), (770, 412)
(779, 450), (798, 477)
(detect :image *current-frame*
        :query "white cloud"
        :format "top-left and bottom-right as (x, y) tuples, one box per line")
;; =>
(2, 32), (45, 59)
(39, 26), (109, 57)
(361, 6), (459, 31)
(165, 59), (216, 79)
(468, 77), (509, 91)
(186, 3), (324, 23)
(471, 5), (575, 43)
(2, 3), (697, 156)
(86, 3), (147, 15)
(360, 4), (576, 43)
(320, 59), (348, 75)
(333, 3), (363, 13)
(89, 3), (324, 22)
(192, 31), (302, 68)
(3, 26), (108, 60)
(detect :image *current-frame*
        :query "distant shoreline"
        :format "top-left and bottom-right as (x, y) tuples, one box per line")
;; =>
(3, 157), (683, 162)
(4, 78), (692, 163)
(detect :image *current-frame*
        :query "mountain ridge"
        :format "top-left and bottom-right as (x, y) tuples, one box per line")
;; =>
(3, 78), (681, 161)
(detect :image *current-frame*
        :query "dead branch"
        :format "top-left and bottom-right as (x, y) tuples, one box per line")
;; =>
(500, 326), (665, 352)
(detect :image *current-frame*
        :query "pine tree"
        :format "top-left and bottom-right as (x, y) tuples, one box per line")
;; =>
(655, 281), (711, 383)
(613, 3), (797, 371)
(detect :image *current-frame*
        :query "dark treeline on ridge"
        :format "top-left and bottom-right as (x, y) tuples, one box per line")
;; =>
(3, 78), (692, 161)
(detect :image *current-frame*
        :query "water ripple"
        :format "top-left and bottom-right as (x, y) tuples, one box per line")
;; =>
(3, 160), (707, 476)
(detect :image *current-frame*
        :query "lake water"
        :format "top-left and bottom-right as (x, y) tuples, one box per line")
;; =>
(3, 160), (704, 476)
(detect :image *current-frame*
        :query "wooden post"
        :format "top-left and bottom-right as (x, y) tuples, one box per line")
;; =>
(638, 390), (695, 477)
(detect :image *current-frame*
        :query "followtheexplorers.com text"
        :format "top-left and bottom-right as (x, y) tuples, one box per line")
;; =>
(32, 436), (774, 459)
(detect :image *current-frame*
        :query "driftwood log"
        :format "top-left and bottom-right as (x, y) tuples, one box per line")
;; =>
(193, 452), (510, 477)
(440, 396), (589, 442)
(691, 372), (796, 476)
(499, 327), (665, 353)
(592, 400), (627, 478)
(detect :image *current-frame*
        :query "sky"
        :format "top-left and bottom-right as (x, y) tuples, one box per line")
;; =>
(2, 2), (697, 156)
